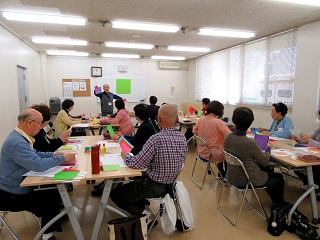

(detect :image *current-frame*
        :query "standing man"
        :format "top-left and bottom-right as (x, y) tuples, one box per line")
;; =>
(94, 84), (123, 117)
(110, 104), (187, 227)
(0, 108), (76, 240)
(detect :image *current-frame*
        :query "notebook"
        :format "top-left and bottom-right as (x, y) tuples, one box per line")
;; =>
(254, 134), (269, 151)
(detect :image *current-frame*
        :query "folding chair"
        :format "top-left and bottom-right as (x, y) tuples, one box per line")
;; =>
(0, 211), (41, 240)
(190, 135), (224, 189)
(217, 150), (268, 226)
(147, 164), (184, 234)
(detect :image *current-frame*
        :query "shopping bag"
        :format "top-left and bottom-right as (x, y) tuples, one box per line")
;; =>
(108, 214), (147, 240)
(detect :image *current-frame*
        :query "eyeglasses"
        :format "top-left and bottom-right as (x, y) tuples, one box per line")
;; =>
(31, 119), (43, 127)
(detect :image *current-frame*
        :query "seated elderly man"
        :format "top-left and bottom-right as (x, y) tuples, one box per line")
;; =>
(110, 104), (187, 227)
(0, 108), (76, 240)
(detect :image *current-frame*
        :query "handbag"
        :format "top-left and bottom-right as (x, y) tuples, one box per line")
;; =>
(108, 214), (147, 240)
(267, 202), (291, 236)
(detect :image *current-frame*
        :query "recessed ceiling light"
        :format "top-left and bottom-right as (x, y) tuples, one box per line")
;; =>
(105, 42), (154, 49)
(2, 11), (87, 25)
(273, 0), (320, 6)
(197, 28), (255, 38)
(32, 37), (87, 45)
(112, 20), (179, 33)
(151, 56), (186, 61)
(102, 53), (140, 59)
(167, 46), (210, 52)
(46, 50), (89, 56)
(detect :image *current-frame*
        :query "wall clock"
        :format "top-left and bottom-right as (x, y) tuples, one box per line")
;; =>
(91, 67), (102, 77)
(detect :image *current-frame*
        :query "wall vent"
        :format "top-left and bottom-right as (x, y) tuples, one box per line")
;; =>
(159, 61), (181, 69)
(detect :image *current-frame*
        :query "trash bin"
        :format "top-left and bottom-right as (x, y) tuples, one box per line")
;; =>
(49, 97), (61, 115)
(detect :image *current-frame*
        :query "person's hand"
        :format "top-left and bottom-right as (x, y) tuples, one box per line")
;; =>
(300, 133), (310, 142)
(267, 141), (273, 148)
(292, 134), (298, 141)
(54, 151), (64, 156)
(64, 153), (76, 162)
(110, 134), (119, 141)
(115, 131), (122, 137)
(260, 131), (271, 136)
(121, 150), (129, 159)
(59, 129), (72, 143)
(106, 114), (111, 118)
(258, 127), (266, 132)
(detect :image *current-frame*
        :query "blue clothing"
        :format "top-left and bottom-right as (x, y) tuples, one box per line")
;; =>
(268, 116), (293, 139)
(0, 130), (65, 195)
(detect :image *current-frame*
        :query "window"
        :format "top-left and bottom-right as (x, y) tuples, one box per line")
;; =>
(196, 30), (297, 107)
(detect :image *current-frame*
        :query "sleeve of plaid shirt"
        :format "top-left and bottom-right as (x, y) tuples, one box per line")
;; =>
(123, 128), (187, 184)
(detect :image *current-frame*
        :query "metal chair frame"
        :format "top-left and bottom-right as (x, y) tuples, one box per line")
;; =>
(190, 135), (225, 189)
(0, 211), (41, 240)
(217, 150), (268, 226)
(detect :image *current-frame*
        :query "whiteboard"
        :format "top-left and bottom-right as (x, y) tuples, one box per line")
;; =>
(96, 77), (147, 102)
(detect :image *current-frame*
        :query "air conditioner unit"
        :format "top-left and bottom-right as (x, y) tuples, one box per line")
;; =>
(159, 61), (181, 69)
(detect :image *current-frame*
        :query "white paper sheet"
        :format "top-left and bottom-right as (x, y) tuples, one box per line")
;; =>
(271, 149), (295, 157)
(72, 123), (89, 127)
(97, 140), (120, 148)
(100, 154), (127, 167)
(23, 166), (68, 177)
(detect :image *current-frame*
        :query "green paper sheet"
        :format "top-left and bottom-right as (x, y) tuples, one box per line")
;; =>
(103, 164), (121, 171)
(197, 110), (203, 116)
(51, 171), (79, 180)
(107, 125), (115, 135)
(57, 145), (74, 150)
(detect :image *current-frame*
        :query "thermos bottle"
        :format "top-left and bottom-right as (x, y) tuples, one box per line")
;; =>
(91, 144), (100, 174)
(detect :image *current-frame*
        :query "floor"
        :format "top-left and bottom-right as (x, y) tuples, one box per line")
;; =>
(1, 141), (319, 240)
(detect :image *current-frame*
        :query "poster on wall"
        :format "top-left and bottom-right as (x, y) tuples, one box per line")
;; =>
(63, 82), (73, 98)
(96, 77), (147, 102)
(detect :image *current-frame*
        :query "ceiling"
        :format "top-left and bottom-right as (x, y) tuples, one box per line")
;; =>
(1, 0), (320, 60)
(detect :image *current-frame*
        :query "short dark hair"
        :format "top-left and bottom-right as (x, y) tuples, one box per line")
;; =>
(133, 104), (151, 120)
(232, 107), (254, 131)
(272, 102), (288, 116)
(206, 100), (224, 117)
(61, 99), (74, 111)
(30, 104), (52, 122)
(149, 96), (158, 105)
(202, 98), (210, 105)
(115, 99), (125, 110)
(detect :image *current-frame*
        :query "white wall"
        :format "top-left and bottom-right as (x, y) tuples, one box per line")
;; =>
(46, 57), (189, 117)
(0, 25), (42, 146)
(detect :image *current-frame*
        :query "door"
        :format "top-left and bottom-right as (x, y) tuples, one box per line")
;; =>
(17, 65), (29, 112)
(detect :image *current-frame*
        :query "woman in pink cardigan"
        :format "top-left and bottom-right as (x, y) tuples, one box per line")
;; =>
(99, 99), (134, 135)
(193, 100), (231, 177)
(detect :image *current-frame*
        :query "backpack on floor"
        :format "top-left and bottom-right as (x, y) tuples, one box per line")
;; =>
(287, 208), (320, 240)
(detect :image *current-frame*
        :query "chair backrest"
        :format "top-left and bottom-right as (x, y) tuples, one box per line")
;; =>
(192, 135), (213, 160)
(222, 150), (250, 180)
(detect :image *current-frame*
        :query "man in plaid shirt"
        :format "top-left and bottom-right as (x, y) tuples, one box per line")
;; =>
(110, 104), (187, 226)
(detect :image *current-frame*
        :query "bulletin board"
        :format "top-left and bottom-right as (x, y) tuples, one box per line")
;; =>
(62, 79), (91, 97)
(96, 77), (147, 102)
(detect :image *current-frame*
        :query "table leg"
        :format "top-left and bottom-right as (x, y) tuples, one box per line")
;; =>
(91, 179), (128, 240)
(98, 127), (103, 135)
(287, 166), (319, 225)
(90, 127), (95, 136)
(33, 183), (85, 240)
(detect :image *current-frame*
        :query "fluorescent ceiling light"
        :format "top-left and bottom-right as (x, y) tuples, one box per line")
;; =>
(32, 37), (87, 45)
(273, 0), (320, 6)
(105, 41), (153, 49)
(112, 20), (179, 33)
(167, 46), (210, 52)
(197, 28), (255, 38)
(102, 53), (140, 59)
(46, 50), (89, 56)
(2, 12), (86, 25)
(151, 56), (186, 61)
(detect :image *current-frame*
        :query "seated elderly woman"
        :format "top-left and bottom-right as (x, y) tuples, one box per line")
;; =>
(99, 99), (134, 136)
(224, 107), (285, 208)
(258, 102), (293, 139)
